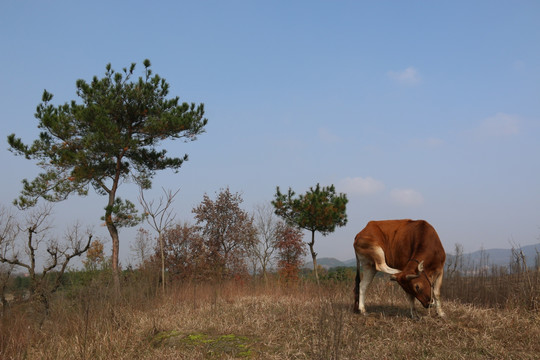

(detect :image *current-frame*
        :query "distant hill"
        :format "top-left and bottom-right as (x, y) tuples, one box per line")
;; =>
(304, 243), (540, 270)
(303, 257), (346, 269)
(450, 243), (540, 267)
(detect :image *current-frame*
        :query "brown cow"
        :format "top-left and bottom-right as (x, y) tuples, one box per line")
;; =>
(353, 219), (446, 318)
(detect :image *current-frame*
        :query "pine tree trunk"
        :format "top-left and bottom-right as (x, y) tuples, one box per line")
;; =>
(105, 191), (120, 292)
(309, 230), (319, 285)
(108, 221), (120, 291)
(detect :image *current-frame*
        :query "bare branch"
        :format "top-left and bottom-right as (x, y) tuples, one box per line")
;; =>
(138, 187), (179, 292)
(139, 187), (179, 233)
(0, 204), (92, 315)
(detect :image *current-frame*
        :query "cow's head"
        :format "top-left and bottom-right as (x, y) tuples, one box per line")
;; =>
(390, 260), (432, 308)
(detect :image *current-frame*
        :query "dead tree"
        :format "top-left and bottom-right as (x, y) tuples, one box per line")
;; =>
(249, 204), (280, 284)
(139, 187), (179, 292)
(0, 205), (92, 316)
(0, 206), (19, 314)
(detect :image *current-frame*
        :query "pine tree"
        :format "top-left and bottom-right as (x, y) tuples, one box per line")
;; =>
(7, 60), (207, 287)
(272, 183), (348, 284)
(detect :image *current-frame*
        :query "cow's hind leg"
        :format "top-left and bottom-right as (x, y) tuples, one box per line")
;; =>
(357, 263), (376, 315)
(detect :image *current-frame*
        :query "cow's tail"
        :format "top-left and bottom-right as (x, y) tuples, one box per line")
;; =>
(353, 255), (360, 313)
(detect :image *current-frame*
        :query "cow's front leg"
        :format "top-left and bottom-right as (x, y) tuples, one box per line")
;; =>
(406, 293), (420, 319)
(432, 271), (445, 317)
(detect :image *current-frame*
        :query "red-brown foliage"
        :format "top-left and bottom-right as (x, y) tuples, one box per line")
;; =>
(153, 222), (210, 281)
(275, 223), (306, 282)
(192, 188), (257, 279)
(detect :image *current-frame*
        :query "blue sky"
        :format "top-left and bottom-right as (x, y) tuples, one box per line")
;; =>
(1, 1), (539, 265)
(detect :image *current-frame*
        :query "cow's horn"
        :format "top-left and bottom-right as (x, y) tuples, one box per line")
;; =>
(405, 273), (420, 280)
(405, 260), (424, 280)
(390, 274), (398, 281)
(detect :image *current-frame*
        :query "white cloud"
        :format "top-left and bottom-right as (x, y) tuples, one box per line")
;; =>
(387, 66), (421, 85)
(475, 113), (520, 138)
(338, 177), (385, 196)
(318, 127), (341, 144)
(390, 188), (424, 206)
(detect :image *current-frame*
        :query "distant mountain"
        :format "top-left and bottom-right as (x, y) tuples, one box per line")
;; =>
(303, 257), (346, 269)
(450, 243), (540, 267)
(305, 243), (540, 270)
(343, 258), (357, 267)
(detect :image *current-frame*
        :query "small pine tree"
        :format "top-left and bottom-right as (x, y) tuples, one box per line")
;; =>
(272, 183), (348, 284)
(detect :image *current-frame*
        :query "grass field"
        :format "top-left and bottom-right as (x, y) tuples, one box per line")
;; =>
(1, 272), (539, 360)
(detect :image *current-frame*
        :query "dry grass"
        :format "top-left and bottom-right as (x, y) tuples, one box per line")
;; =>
(1, 275), (539, 360)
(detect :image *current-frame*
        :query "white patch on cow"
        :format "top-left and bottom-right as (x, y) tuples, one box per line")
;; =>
(372, 247), (400, 275)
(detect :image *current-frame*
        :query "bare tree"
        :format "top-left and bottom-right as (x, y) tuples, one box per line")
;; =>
(0, 205), (92, 316)
(446, 243), (464, 278)
(139, 187), (179, 292)
(0, 262), (14, 316)
(0, 207), (17, 315)
(130, 228), (153, 267)
(250, 204), (280, 284)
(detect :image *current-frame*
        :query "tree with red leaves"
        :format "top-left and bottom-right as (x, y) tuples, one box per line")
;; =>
(275, 223), (306, 283)
(192, 188), (256, 280)
(157, 222), (208, 281)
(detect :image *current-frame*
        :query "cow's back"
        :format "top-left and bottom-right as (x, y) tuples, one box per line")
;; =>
(355, 219), (445, 271)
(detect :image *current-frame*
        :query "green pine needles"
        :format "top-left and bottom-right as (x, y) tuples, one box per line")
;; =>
(272, 183), (348, 284)
(8, 59), (208, 283)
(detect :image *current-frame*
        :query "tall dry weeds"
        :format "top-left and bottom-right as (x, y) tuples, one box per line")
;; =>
(1, 267), (539, 359)
(444, 244), (540, 311)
